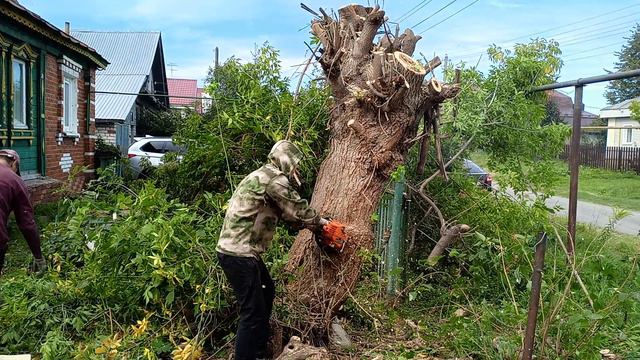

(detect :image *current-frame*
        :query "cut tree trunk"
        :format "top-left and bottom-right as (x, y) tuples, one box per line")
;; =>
(284, 3), (460, 340)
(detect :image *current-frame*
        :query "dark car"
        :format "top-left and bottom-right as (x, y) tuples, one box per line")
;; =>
(462, 159), (493, 190)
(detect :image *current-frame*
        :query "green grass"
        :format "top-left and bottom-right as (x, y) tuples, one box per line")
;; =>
(469, 151), (640, 212)
(350, 223), (640, 359)
(551, 164), (640, 212)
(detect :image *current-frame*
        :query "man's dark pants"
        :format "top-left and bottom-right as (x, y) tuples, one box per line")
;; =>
(217, 252), (275, 360)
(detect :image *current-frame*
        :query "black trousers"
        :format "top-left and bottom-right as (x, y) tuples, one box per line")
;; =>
(217, 252), (275, 360)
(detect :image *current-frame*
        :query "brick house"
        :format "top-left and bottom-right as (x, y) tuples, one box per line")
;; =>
(0, 0), (107, 203)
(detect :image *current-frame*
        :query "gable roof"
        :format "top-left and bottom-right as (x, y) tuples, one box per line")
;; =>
(601, 96), (640, 111)
(547, 90), (598, 126)
(71, 31), (164, 121)
(167, 78), (198, 107)
(0, 0), (107, 67)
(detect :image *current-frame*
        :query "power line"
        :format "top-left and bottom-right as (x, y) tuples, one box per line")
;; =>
(396, 0), (434, 24)
(446, 3), (640, 58)
(419, 0), (480, 35)
(410, 0), (458, 30)
(563, 51), (618, 63)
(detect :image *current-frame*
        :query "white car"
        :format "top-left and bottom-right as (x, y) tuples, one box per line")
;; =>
(127, 137), (184, 176)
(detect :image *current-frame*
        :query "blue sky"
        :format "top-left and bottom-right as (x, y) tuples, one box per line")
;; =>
(20, 0), (640, 111)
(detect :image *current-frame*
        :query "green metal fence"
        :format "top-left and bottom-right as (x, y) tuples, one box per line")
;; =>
(374, 177), (410, 295)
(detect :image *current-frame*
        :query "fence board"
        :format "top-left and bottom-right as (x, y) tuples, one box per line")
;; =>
(560, 145), (640, 174)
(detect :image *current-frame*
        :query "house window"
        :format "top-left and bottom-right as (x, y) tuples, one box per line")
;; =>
(624, 125), (633, 144)
(12, 59), (27, 129)
(63, 74), (79, 135)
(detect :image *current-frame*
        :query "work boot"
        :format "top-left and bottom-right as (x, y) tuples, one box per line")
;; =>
(30, 257), (48, 275)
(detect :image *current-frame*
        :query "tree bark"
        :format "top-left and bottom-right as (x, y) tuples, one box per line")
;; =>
(284, 3), (460, 339)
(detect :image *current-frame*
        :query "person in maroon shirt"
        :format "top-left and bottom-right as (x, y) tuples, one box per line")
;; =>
(0, 149), (46, 275)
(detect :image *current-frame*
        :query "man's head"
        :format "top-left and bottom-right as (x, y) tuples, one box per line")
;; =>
(0, 149), (20, 175)
(267, 140), (303, 185)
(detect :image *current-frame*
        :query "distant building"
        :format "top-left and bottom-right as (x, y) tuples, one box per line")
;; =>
(71, 31), (169, 153)
(0, 0), (108, 202)
(547, 90), (598, 126)
(600, 97), (640, 148)
(167, 78), (210, 114)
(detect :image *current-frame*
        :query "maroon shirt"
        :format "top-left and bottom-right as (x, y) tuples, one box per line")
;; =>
(0, 165), (39, 248)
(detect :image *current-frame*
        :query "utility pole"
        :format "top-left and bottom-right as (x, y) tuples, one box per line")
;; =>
(214, 47), (219, 69)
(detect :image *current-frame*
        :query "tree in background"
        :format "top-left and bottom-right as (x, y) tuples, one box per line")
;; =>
(542, 100), (562, 126)
(605, 24), (640, 105)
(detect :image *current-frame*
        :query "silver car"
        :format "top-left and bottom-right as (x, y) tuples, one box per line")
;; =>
(127, 137), (184, 176)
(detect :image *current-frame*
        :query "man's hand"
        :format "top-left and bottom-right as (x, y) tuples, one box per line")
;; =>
(30, 257), (47, 276)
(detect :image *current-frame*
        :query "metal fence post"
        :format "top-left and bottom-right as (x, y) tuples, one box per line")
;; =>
(386, 173), (406, 296)
(567, 85), (583, 255)
(522, 232), (548, 360)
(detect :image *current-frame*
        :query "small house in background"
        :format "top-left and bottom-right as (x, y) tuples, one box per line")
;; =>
(600, 97), (640, 148)
(547, 90), (599, 126)
(167, 78), (210, 114)
(0, 0), (108, 203)
(71, 31), (169, 154)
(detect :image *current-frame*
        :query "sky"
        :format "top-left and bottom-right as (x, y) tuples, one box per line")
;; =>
(19, 0), (640, 112)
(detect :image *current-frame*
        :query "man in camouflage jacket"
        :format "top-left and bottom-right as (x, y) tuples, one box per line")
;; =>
(217, 140), (327, 360)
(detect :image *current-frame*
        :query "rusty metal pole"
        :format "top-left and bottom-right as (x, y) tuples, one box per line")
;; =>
(567, 85), (583, 255)
(522, 232), (548, 360)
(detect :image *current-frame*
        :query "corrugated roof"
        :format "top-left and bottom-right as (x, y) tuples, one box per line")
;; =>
(167, 78), (198, 106)
(601, 96), (640, 111)
(71, 31), (161, 120)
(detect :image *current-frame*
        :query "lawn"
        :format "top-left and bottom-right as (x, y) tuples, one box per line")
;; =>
(551, 163), (640, 212)
(469, 151), (640, 212)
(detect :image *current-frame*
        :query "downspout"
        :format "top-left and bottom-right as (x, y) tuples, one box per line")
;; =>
(39, 50), (46, 175)
(84, 70), (91, 135)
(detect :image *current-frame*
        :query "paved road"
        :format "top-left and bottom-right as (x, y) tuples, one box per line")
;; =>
(545, 196), (640, 236)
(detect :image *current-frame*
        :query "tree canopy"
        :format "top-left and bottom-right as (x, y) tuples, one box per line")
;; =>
(605, 24), (640, 105)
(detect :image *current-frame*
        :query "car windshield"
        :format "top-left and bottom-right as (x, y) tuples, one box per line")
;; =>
(463, 159), (486, 174)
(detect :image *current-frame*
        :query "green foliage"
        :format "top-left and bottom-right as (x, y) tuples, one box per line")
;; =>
(630, 100), (640, 120)
(156, 44), (330, 203)
(605, 24), (640, 105)
(136, 108), (184, 136)
(0, 178), (235, 356)
(440, 39), (571, 194)
(543, 99), (562, 126)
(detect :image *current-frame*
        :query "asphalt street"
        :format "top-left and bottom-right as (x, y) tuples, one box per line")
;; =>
(546, 196), (640, 236)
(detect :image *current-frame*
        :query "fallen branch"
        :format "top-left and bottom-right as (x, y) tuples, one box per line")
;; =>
(427, 224), (471, 264)
(275, 336), (329, 360)
(418, 135), (475, 194)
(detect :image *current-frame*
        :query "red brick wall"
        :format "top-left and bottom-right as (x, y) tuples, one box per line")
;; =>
(29, 54), (97, 203)
(43, 54), (96, 185)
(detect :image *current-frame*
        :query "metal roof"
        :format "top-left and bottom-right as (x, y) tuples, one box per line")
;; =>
(601, 96), (640, 111)
(71, 31), (162, 121)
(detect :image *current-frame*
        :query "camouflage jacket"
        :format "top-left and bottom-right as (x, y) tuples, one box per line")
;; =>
(216, 141), (321, 257)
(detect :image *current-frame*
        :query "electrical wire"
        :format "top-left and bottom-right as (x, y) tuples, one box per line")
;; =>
(418, 0), (480, 35)
(446, 4), (640, 59)
(410, 0), (458, 30)
(396, 0), (434, 24)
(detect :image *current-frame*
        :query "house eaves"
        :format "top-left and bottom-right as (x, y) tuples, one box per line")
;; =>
(0, 1), (108, 68)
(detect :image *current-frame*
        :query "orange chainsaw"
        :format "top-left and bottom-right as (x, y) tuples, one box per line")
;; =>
(314, 219), (347, 253)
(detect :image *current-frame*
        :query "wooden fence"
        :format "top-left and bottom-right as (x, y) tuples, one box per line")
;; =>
(560, 145), (640, 173)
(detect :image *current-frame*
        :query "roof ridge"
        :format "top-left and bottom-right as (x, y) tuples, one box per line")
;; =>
(73, 30), (161, 34)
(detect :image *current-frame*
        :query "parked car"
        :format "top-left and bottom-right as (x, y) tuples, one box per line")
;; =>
(462, 159), (493, 190)
(127, 137), (185, 176)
